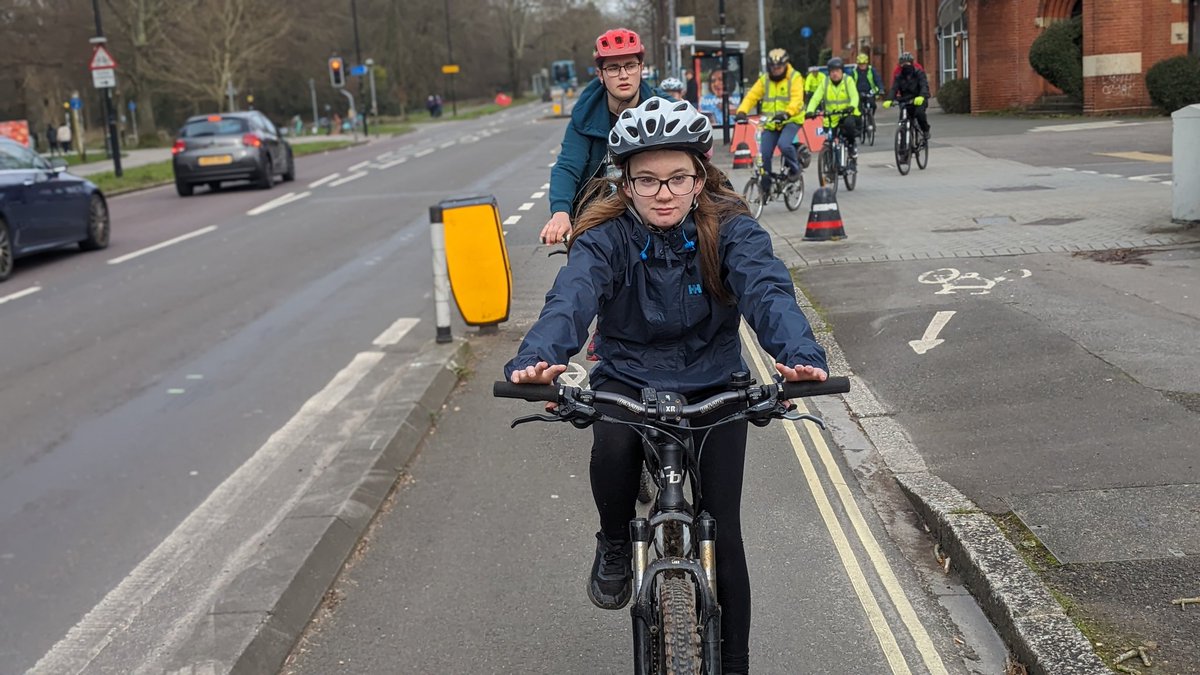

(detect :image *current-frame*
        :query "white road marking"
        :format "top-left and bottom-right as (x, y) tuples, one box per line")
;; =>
(1078, 169), (1099, 175)
(1101, 173), (1122, 178)
(518, 202), (534, 211)
(348, 160), (371, 171)
(540, 182), (549, 189)
(503, 215), (522, 225)
(328, 171), (368, 187)
(546, 162), (555, 167)
(439, 141), (455, 149)
(918, 267), (1030, 295)
(414, 148), (434, 158)
(909, 311), (956, 354)
(375, 152), (392, 160)
(0, 285), (41, 305)
(1164, 180), (1173, 186)
(372, 317), (421, 347)
(1030, 120), (1144, 133)
(530, 191), (545, 198)
(1059, 167), (1076, 171)
(378, 157), (408, 169)
(307, 173), (340, 188)
(107, 226), (218, 265)
(246, 191), (311, 215)
(1129, 173), (1171, 182)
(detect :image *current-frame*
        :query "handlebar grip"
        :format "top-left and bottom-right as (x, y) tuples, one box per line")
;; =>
(781, 376), (851, 399)
(492, 381), (560, 403)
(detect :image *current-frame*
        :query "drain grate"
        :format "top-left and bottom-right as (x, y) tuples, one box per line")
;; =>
(985, 185), (1055, 192)
(1024, 217), (1083, 226)
(973, 216), (1014, 226)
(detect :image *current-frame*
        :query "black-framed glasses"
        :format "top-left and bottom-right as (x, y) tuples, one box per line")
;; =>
(602, 61), (642, 77)
(629, 174), (699, 197)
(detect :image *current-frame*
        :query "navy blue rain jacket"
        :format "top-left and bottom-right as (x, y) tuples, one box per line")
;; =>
(504, 210), (827, 394)
(548, 78), (659, 217)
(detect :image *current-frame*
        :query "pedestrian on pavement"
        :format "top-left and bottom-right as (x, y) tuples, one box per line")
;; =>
(433, 94), (443, 118)
(538, 27), (660, 246)
(46, 122), (58, 156)
(426, 94), (437, 117)
(506, 96), (828, 675)
(883, 52), (932, 140)
(684, 69), (699, 106)
(330, 113), (341, 135)
(56, 122), (72, 155)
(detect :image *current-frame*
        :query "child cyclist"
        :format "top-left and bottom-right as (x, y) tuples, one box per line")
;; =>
(505, 97), (828, 674)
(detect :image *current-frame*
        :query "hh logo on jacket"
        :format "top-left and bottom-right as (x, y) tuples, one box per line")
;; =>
(688, 284), (703, 296)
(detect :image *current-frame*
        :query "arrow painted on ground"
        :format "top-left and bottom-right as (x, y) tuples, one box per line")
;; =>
(909, 311), (956, 355)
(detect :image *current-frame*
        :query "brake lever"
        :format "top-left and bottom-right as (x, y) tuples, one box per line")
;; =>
(510, 413), (562, 428)
(782, 410), (827, 430)
(547, 247), (567, 257)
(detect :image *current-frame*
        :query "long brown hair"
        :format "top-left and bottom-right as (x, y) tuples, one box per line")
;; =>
(569, 152), (750, 305)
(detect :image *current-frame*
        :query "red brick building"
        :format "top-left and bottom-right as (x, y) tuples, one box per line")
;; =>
(827, 0), (1198, 114)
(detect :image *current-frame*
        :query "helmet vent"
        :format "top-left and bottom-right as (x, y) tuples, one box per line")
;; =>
(688, 118), (707, 132)
(664, 119), (680, 134)
(644, 118), (657, 134)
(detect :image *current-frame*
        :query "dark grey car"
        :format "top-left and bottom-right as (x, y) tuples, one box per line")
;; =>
(171, 111), (294, 197)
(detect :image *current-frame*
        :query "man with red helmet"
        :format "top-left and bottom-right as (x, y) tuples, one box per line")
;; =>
(539, 28), (660, 245)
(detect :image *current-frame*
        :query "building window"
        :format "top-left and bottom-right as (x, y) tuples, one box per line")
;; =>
(941, 33), (957, 82)
(898, 33), (906, 56)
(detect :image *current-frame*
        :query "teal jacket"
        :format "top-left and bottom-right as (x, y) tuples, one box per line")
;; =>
(548, 77), (659, 217)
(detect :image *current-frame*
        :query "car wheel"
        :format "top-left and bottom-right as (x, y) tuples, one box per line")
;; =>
(0, 218), (13, 282)
(176, 180), (194, 197)
(281, 150), (295, 182)
(257, 158), (274, 189)
(79, 194), (110, 251)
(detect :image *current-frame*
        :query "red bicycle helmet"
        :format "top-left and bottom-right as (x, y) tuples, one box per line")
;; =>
(594, 28), (644, 62)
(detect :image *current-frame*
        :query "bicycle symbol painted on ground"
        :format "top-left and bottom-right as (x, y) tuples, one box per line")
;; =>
(918, 267), (1031, 295)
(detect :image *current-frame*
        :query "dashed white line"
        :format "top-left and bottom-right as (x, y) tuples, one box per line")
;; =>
(503, 215), (522, 225)
(518, 202), (535, 211)
(348, 160), (371, 171)
(107, 226), (218, 265)
(1163, 180), (1173, 186)
(328, 171), (368, 187)
(0, 285), (41, 305)
(541, 183), (549, 189)
(1129, 174), (1171, 182)
(1101, 173), (1122, 178)
(378, 157), (408, 169)
(1059, 167), (1076, 171)
(372, 317), (421, 347)
(247, 191), (311, 215)
(1079, 169), (1099, 175)
(530, 191), (545, 198)
(375, 152), (392, 160)
(414, 148), (434, 158)
(439, 141), (455, 149)
(307, 173), (340, 188)
(546, 162), (555, 167)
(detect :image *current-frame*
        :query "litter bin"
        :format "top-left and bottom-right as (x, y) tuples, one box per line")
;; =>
(1173, 103), (1200, 222)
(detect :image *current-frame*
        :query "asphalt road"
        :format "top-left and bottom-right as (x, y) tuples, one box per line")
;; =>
(0, 106), (574, 672)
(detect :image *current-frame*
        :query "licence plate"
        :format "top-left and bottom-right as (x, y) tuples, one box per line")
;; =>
(198, 155), (233, 166)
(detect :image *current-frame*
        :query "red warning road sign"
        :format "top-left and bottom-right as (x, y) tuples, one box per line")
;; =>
(89, 45), (118, 71)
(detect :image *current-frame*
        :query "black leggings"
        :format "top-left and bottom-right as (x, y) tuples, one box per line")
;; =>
(590, 381), (751, 672)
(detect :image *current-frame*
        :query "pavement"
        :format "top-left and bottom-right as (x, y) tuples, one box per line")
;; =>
(763, 108), (1199, 673)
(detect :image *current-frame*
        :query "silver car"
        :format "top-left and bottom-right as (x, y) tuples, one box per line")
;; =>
(171, 112), (294, 197)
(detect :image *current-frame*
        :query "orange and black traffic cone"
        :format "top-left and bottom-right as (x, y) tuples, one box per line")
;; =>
(730, 121), (757, 170)
(803, 187), (846, 240)
(732, 142), (753, 169)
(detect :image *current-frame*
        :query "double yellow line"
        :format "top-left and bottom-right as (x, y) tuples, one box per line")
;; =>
(739, 324), (948, 675)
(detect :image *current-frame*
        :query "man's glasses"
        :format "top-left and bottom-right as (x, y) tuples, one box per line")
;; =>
(629, 174), (698, 197)
(602, 61), (642, 77)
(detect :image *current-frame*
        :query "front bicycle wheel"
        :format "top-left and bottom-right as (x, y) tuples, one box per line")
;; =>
(864, 110), (876, 146)
(916, 133), (929, 170)
(657, 575), (702, 675)
(783, 173), (805, 211)
(742, 176), (764, 219)
(819, 146), (838, 196)
(843, 162), (857, 191)
(894, 127), (911, 176)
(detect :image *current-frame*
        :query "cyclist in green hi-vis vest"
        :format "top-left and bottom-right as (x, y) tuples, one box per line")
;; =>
(806, 57), (861, 165)
(734, 49), (809, 195)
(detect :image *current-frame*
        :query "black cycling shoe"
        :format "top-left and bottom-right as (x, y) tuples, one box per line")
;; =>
(587, 532), (632, 610)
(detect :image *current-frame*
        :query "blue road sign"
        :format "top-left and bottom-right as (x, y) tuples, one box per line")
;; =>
(128, 100), (136, 111)
(70, 96), (82, 110)
(801, 26), (813, 39)
(350, 64), (368, 76)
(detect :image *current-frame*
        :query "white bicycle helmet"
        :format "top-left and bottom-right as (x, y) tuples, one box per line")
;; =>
(660, 77), (684, 92)
(608, 97), (713, 164)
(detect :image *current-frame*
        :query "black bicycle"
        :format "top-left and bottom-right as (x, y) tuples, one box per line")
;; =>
(812, 108), (857, 194)
(890, 97), (928, 175)
(860, 96), (878, 147)
(495, 373), (851, 675)
(737, 118), (806, 218)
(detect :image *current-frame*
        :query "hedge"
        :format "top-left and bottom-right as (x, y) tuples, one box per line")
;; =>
(1145, 56), (1200, 114)
(1029, 16), (1082, 102)
(938, 78), (971, 113)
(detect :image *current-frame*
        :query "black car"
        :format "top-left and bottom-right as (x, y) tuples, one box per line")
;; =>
(0, 137), (110, 282)
(171, 111), (294, 197)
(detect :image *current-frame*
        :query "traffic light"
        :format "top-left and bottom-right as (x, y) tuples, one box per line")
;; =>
(328, 57), (345, 88)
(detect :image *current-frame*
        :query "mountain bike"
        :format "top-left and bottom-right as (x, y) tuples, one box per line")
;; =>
(495, 372), (851, 675)
(811, 108), (857, 195)
(890, 97), (929, 176)
(737, 118), (806, 219)
(860, 96), (878, 147)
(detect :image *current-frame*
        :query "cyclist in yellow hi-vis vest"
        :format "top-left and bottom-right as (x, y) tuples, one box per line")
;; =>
(734, 48), (808, 195)
(806, 57), (861, 166)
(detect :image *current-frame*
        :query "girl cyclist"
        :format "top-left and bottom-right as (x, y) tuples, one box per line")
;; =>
(505, 97), (828, 674)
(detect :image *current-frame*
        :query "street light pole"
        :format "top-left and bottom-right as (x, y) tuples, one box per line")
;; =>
(90, 0), (122, 177)
(444, 0), (457, 116)
(718, 0), (729, 145)
(350, 0), (369, 136)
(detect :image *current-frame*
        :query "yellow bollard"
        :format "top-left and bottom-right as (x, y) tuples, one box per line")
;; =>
(434, 195), (512, 328)
(552, 103), (562, 116)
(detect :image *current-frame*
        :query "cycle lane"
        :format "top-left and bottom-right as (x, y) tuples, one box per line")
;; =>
(281, 184), (1007, 674)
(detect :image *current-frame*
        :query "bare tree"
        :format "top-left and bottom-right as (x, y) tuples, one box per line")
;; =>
(494, 0), (537, 96)
(102, 0), (191, 134)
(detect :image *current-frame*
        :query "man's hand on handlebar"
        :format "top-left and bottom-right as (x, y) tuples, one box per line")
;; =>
(540, 212), (572, 246)
(510, 361), (568, 411)
(771, 111), (789, 124)
(774, 363), (828, 383)
(734, 112), (748, 123)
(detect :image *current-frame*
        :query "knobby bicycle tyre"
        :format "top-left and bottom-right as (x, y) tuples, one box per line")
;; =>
(637, 464), (655, 504)
(916, 134), (929, 170)
(864, 110), (876, 146)
(783, 174), (805, 211)
(657, 575), (702, 675)
(819, 146), (838, 196)
(741, 177), (764, 219)
(894, 126), (911, 176)
(843, 161), (857, 191)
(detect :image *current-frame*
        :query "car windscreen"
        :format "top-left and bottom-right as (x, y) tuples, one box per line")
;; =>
(180, 118), (250, 138)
